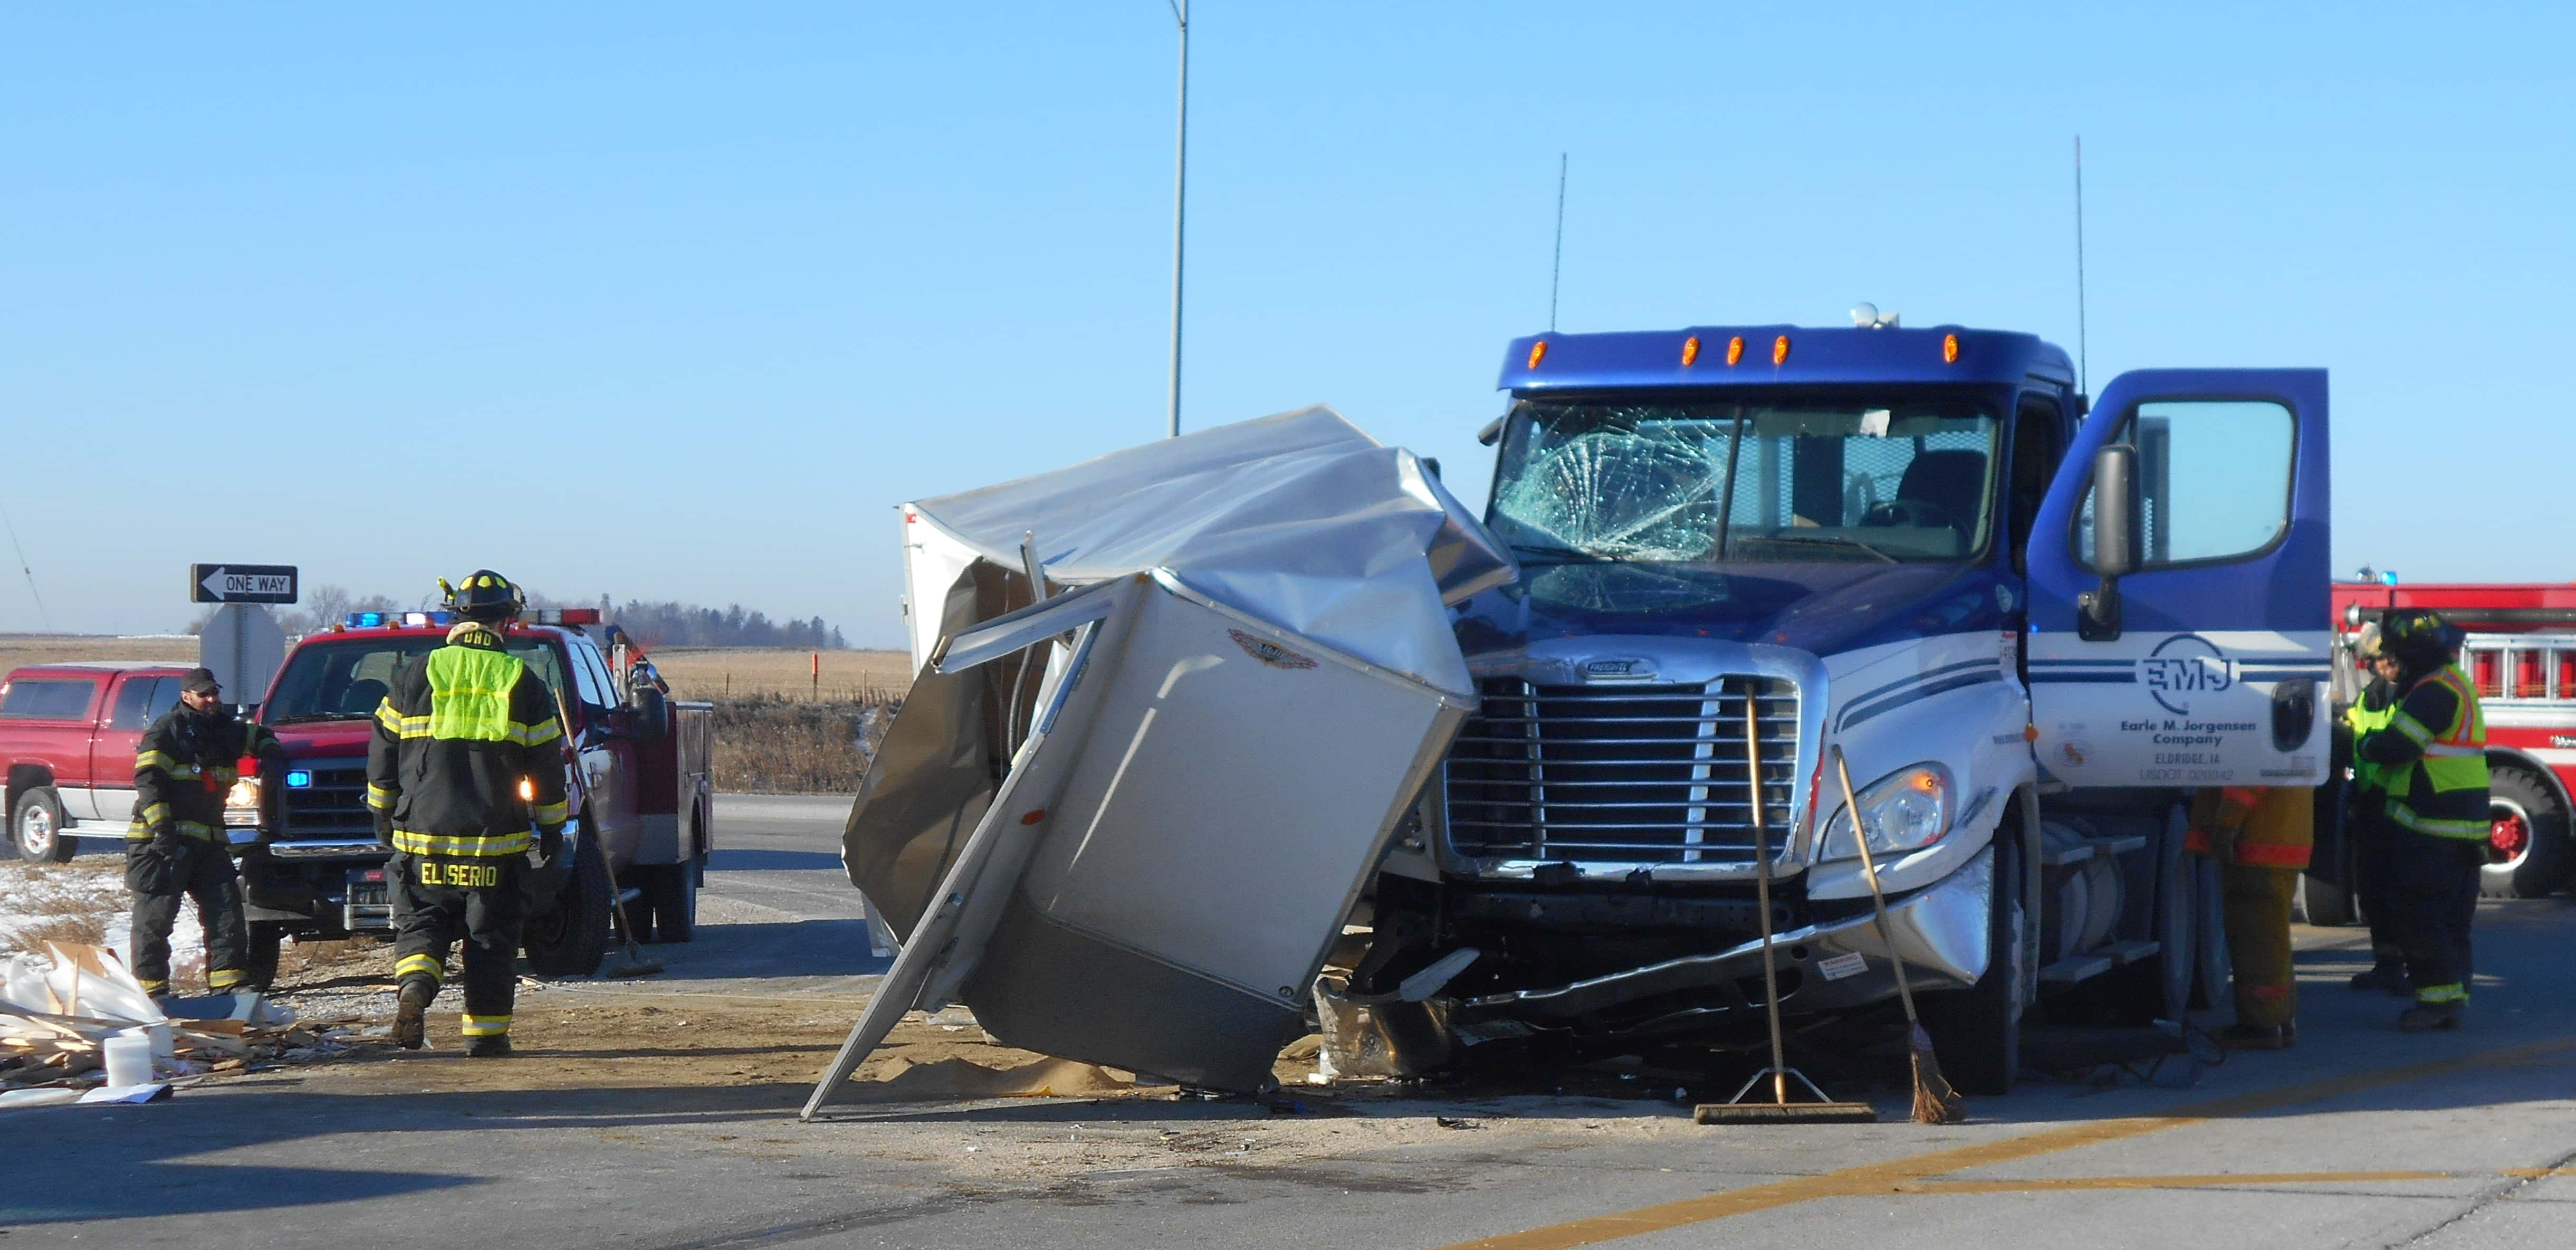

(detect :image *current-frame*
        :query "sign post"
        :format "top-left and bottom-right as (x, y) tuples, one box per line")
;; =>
(191, 563), (296, 705)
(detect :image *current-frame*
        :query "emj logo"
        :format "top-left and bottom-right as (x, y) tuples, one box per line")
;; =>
(2141, 633), (2235, 716)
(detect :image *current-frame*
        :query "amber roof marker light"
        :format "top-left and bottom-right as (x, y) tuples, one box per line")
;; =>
(1772, 335), (1791, 365)
(1725, 336), (1745, 366)
(1681, 336), (1701, 367)
(1942, 332), (1960, 364)
(1527, 340), (1548, 369)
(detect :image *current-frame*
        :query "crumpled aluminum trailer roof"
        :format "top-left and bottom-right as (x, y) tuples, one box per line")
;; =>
(807, 407), (1512, 1113)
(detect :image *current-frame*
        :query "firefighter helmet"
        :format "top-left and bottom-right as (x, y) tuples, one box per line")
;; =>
(2380, 609), (2458, 667)
(444, 569), (525, 623)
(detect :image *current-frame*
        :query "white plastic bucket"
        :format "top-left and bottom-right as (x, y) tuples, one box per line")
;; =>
(102, 1033), (154, 1089)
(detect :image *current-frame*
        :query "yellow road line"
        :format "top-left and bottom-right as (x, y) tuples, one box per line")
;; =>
(1898, 1170), (2449, 1194)
(1439, 1034), (2576, 1250)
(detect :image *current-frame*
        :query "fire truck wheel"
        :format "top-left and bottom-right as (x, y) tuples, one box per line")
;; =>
(2482, 766), (2574, 900)
(243, 922), (284, 991)
(11, 787), (72, 863)
(1918, 835), (2024, 1095)
(523, 829), (612, 977)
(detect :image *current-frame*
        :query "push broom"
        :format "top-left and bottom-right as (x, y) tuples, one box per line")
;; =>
(1832, 745), (1963, 1125)
(1694, 696), (1876, 1125)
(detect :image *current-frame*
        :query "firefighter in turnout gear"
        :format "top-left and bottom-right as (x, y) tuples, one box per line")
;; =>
(2354, 609), (2488, 1032)
(2343, 623), (2412, 994)
(126, 667), (283, 997)
(2185, 784), (2312, 1049)
(368, 571), (570, 1056)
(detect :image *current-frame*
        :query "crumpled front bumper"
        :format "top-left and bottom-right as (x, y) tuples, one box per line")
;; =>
(1449, 844), (1995, 1042)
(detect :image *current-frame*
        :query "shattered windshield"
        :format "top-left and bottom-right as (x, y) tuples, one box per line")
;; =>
(1488, 395), (2000, 564)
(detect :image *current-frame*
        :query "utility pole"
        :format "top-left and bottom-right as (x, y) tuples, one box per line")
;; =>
(1166, 0), (1189, 438)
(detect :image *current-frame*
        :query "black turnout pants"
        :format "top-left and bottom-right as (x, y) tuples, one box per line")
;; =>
(2385, 829), (2482, 1004)
(390, 853), (526, 1036)
(2350, 805), (2407, 966)
(125, 836), (250, 994)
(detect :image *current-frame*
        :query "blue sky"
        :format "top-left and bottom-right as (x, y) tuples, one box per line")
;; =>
(4, 3), (2568, 644)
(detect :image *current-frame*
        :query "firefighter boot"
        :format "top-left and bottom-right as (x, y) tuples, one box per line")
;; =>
(466, 1034), (513, 1059)
(2396, 1000), (2466, 1033)
(2349, 964), (2414, 997)
(394, 976), (436, 1051)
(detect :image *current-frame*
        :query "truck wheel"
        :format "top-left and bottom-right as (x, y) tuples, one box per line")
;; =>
(12, 788), (72, 864)
(2482, 766), (2574, 899)
(1919, 835), (2024, 1095)
(244, 922), (285, 991)
(645, 858), (697, 943)
(2300, 872), (2358, 927)
(523, 832), (611, 977)
(2188, 857), (2230, 1010)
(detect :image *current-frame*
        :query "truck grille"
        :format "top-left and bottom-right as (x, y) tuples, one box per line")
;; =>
(280, 760), (376, 841)
(1443, 677), (1800, 866)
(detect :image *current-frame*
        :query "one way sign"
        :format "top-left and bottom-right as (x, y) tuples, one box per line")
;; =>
(191, 564), (299, 605)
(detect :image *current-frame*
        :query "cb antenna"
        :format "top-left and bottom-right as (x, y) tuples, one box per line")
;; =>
(1548, 152), (1567, 332)
(2073, 134), (2089, 397)
(0, 499), (50, 632)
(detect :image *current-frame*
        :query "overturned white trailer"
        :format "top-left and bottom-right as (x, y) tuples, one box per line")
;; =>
(807, 408), (1512, 1112)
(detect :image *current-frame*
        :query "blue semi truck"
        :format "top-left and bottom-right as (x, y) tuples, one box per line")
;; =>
(1353, 314), (2331, 1092)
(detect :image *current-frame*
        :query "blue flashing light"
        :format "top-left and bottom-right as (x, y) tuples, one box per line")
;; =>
(348, 612), (384, 627)
(285, 770), (313, 789)
(2380, 570), (2400, 586)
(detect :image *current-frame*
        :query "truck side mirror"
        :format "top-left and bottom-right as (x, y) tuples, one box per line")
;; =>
(2079, 443), (2142, 641)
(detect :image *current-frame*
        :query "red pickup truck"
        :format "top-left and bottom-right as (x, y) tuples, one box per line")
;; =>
(242, 608), (714, 979)
(0, 662), (199, 862)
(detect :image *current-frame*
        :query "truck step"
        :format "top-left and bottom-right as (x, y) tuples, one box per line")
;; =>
(2038, 953), (2114, 984)
(2039, 834), (2149, 867)
(2037, 940), (2162, 986)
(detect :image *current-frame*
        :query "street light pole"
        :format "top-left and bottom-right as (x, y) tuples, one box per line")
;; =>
(1165, 0), (1188, 438)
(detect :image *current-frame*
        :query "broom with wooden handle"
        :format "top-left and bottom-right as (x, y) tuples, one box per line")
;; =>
(1832, 745), (1964, 1125)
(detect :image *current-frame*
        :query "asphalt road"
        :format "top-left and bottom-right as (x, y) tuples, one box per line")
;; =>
(14, 795), (2576, 1249)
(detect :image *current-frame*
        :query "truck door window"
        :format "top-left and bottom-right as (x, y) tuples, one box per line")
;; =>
(2078, 400), (2295, 568)
(567, 641), (612, 715)
(2007, 395), (2064, 574)
(108, 677), (173, 730)
(577, 643), (621, 713)
(0, 679), (98, 720)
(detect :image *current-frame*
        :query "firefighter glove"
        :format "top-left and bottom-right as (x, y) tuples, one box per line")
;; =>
(538, 826), (565, 861)
(374, 814), (396, 848)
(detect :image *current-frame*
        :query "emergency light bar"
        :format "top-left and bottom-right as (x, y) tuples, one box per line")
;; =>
(340, 608), (599, 628)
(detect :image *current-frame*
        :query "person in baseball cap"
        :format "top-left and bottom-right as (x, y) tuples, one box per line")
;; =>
(125, 666), (281, 997)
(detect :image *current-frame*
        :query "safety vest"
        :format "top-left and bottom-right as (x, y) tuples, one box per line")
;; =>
(2344, 682), (2399, 796)
(2386, 664), (2489, 840)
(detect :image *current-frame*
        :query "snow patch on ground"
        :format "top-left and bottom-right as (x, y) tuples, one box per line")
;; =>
(0, 860), (203, 985)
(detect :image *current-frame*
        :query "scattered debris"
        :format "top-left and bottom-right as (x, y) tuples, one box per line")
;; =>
(1434, 1116), (1481, 1130)
(0, 942), (375, 1098)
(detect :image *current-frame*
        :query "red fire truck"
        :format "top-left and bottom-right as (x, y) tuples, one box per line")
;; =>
(2316, 581), (2576, 920)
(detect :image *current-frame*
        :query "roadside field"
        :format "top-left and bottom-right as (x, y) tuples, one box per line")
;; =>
(0, 634), (195, 673)
(646, 646), (912, 702)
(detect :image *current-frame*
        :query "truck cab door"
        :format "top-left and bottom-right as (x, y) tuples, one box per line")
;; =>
(2024, 369), (2330, 788)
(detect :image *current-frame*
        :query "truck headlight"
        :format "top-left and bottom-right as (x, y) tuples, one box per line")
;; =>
(1818, 762), (1952, 861)
(224, 776), (264, 827)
